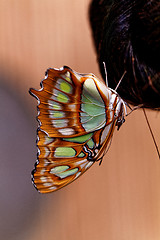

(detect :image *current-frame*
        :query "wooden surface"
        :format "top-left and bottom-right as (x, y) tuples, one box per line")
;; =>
(0, 1), (160, 240)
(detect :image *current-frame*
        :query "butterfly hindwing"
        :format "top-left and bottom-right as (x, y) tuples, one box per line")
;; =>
(32, 122), (115, 193)
(30, 66), (125, 193)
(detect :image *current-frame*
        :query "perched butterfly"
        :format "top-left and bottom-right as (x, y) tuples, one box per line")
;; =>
(29, 66), (127, 193)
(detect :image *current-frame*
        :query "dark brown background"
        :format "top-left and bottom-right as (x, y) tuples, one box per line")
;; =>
(0, 1), (160, 240)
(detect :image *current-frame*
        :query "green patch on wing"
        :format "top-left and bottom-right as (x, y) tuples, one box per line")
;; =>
(55, 167), (79, 179)
(49, 110), (65, 118)
(80, 78), (106, 132)
(60, 81), (72, 93)
(50, 166), (69, 174)
(78, 152), (86, 157)
(54, 147), (76, 157)
(57, 93), (69, 103)
(63, 132), (93, 143)
(87, 139), (94, 149)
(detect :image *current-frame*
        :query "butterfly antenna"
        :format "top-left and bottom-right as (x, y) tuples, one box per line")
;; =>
(103, 62), (108, 87)
(143, 108), (160, 160)
(115, 71), (127, 91)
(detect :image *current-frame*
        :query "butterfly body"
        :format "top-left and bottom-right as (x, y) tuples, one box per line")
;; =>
(30, 66), (126, 193)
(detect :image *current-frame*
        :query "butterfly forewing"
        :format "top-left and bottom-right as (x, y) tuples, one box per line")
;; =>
(30, 66), (125, 193)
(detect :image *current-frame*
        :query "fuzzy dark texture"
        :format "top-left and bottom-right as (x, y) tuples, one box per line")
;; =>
(89, 0), (160, 108)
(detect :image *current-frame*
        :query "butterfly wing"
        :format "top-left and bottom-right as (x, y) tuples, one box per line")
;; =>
(29, 66), (120, 193)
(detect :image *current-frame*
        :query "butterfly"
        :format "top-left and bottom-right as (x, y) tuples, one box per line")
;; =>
(29, 66), (127, 193)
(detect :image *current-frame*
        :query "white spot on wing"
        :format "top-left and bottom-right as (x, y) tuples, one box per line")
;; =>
(95, 149), (98, 154)
(43, 147), (50, 158)
(43, 182), (52, 187)
(52, 119), (68, 128)
(85, 161), (93, 169)
(49, 186), (57, 191)
(68, 104), (76, 110)
(40, 176), (48, 183)
(48, 100), (62, 110)
(40, 169), (46, 175)
(75, 172), (81, 179)
(58, 128), (75, 135)
(44, 136), (54, 145)
(44, 159), (49, 167)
